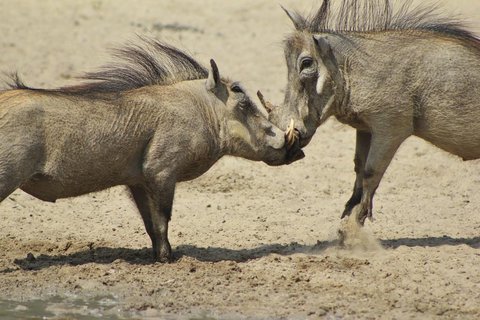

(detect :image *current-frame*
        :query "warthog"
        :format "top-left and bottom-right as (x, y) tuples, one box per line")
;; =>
(0, 38), (303, 262)
(265, 0), (480, 224)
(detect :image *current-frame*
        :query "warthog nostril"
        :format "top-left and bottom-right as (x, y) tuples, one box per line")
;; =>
(293, 125), (307, 138)
(293, 128), (313, 148)
(293, 128), (301, 138)
(265, 126), (276, 137)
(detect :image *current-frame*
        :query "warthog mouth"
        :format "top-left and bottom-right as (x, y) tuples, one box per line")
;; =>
(258, 90), (305, 164)
(285, 119), (305, 164)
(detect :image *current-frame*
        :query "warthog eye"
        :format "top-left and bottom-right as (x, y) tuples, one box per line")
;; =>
(231, 83), (244, 94)
(300, 57), (314, 72)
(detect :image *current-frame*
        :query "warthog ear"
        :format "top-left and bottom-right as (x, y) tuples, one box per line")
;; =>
(313, 35), (346, 121)
(313, 35), (334, 59)
(281, 6), (306, 31)
(313, 35), (337, 95)
(206, 59), (220, 92)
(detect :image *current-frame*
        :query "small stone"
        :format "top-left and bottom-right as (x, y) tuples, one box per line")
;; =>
(14, 305), (28, 311)
(317, 308), (327, 316)
(26, 253), (36, 262)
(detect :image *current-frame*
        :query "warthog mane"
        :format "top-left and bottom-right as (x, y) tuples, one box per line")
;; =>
(5, 36), (208, 95)
(291, 0), (479, 42)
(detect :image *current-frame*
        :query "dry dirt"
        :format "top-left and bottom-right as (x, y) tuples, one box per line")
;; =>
(0, 1), (479, 319)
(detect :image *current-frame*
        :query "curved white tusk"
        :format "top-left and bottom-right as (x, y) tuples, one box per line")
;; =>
(286, 119), (296, 148)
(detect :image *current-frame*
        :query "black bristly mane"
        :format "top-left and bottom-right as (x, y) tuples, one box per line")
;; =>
(6, 37), (208, 94)
(293, 0), (479, 43)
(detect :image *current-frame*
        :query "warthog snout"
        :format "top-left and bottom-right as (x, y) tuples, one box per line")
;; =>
(258, 91), (308, 155)
(288, 121), (311, 149)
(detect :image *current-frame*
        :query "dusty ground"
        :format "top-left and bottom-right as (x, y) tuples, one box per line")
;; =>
(0, 0), (480, 319)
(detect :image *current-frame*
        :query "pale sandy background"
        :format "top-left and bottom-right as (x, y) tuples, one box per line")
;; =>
(0, 0), (479, 319)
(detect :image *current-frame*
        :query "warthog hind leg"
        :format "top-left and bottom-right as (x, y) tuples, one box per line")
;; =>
(342, 130), (371, 218)
(0, 177), (22, 204)
(0, 158), (39, 204)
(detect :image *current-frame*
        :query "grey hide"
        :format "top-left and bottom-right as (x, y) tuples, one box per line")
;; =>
(269, 0), (480, 224)
(0, 39), (303, 262)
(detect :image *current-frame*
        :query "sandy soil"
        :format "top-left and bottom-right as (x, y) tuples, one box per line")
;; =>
(0, 1), (479, 319)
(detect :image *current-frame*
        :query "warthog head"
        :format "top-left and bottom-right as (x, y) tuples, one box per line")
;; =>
(206, 59), (304, 165)
(267, 6), (346, 148)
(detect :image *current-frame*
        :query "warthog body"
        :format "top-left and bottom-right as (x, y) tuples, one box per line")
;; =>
(268, 0), (480, 224)
(0, 38), (302, 262)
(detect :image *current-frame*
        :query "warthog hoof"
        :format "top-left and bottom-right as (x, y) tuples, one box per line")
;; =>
(343, 203), (373, 226)
(341, 205), (353, 219)
(153, 243), (173, 263)
(155, 254), (173, 263)
(154, 252), (173, 263)
(356, 207), (373, 226)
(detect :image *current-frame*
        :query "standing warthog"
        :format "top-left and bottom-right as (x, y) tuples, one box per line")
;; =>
(265, 0), (480, 224)
(0, 38), (303, 262)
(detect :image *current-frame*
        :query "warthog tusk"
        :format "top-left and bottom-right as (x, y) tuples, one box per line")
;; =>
(286, 118), (296, 149)
(257, 90), (274, 114)
(256, 91), (298, 149)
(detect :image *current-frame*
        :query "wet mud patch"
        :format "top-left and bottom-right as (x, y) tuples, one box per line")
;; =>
(0, 295), (124, 319)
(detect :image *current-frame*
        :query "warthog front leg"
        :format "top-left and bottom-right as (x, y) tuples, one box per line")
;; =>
(131, 177), (175, 263)
(129, 185), (155, 243)
(351, 129), (409, 224)
(342, 130), (371, 218)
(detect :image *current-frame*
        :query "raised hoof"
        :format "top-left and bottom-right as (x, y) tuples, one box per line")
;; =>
(341, 205), (353, 219)
(342, 197), (361, 219)
(356, 209), (373, 226)
(357, 214), (367, 226)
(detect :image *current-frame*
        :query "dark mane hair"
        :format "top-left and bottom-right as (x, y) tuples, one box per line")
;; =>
(7, 37), (208, 94)
(292, 0), (479, 42)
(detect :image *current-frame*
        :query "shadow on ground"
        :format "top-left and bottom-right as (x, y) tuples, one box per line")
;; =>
(4, 241), (335, 272)
(381, 235), (480, 249)
(4, 236), (479, 272)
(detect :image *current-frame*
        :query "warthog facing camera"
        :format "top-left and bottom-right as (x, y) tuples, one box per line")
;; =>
(0, 38), (303, 262)
(265, 0), (480, 225)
